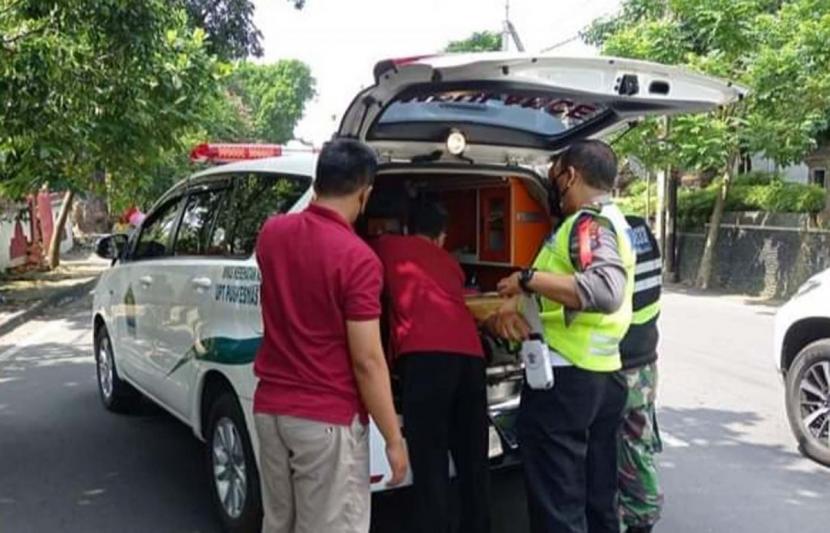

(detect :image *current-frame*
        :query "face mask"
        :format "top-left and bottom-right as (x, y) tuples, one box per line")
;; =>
(547, 168), (573, 220)
(547, 181), (564, 220)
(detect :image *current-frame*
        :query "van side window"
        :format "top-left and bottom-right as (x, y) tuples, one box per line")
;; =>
(212, 172), (310, 257)
(133, 197), (183, 260)
(175, 188), (228, 257)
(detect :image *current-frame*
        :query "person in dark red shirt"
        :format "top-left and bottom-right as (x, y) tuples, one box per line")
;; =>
(373, 201), (490, 533)
(254, 139), (407, 533)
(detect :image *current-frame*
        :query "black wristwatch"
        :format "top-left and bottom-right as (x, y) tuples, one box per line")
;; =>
(519, 268), (536, 294)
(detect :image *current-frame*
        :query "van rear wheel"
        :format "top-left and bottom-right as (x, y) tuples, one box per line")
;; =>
(206, 392), (262, 533)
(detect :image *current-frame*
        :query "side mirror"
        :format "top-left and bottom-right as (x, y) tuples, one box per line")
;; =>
(95, 234), (129, 261)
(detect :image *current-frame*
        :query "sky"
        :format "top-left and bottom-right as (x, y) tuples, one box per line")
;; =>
(252, 0), (623, 144)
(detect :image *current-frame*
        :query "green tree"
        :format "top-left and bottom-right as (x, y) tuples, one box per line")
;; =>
(182, 0), (307, 60)
(1, 0), (220, 267)
(113, 60), (316, 215)
(227, 61), (316, 143)
(445, 30), (502, 52)
(585, 0), (830, 288)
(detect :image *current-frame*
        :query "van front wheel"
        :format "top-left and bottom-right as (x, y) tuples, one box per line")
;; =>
(206, 393), (263, 533)
(94, 325), (139, 412)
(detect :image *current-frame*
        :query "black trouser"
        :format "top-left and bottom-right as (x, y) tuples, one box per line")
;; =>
(518, 365), (627, 533)
(400, 352), (491, 533)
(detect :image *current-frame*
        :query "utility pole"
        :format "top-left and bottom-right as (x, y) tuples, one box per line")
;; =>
(665, 120), (679, 281)
(501, 0), (525, 52)
(660, 0), (678, 280)
(655, 161), (666, 254)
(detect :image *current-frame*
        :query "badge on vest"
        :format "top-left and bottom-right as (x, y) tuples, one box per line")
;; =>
(629, 226), (653, 254)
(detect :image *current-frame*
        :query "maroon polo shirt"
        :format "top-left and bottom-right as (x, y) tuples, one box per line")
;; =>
(373, 235), (484, 361)
(253, 203), (383, 425)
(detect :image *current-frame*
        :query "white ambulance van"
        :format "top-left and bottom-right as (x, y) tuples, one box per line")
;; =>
(92, 53), (744, 532)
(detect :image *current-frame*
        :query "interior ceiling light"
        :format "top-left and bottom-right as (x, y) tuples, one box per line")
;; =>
(446, 129), (467, 156)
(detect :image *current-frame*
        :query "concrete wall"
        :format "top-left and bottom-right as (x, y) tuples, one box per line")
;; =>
(676, 213), (830, 299)
(751, 154), (810, 184)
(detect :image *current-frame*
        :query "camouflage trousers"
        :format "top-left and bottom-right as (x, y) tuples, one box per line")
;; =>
(618, 362), (664, 530)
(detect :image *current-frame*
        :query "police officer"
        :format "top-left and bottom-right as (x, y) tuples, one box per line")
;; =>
(618, 215), (664, 533)
(494, 140), (635, 533)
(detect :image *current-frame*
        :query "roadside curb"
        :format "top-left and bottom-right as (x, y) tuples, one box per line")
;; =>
(0, 277), (99, 338)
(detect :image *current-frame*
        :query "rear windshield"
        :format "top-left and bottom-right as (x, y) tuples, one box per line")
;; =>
(376, 87), (607, 137)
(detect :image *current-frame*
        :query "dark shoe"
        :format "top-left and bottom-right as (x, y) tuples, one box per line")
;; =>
(626, 526), (654, 533)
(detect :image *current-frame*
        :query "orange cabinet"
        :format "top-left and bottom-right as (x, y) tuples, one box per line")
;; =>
(479, 186), (512, 263)
(440, 179), (551, 269)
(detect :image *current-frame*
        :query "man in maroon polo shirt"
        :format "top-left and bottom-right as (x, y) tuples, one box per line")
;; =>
(373, 201), (490, 533)
(254, 139), (407, 533)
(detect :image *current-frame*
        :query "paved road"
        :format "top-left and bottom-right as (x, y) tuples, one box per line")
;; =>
(0, 289), (828, 532)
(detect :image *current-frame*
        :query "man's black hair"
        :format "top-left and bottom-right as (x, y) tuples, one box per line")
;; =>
(557, 140), (618, 191)
(314, 138), (378, 197)
(409, 201), (448, 239)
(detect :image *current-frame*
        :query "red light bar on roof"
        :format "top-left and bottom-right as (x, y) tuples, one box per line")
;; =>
(190, 143), (283, 164)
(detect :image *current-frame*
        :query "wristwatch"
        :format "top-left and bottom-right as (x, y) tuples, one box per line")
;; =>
(519, 268), (536, 294)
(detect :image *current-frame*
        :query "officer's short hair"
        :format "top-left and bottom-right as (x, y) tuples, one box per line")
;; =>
(409, 201), (448, 239)
(314, 138), (378, 197)
(556, 140), (618, 191)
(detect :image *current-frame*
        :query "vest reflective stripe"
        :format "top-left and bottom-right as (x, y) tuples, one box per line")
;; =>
(622, 215), (662, 369)
(631, 300), (661, 325)
(634, 276), (662, 292)
(635, 258), (662, 275)
(532, 204), (636, 372)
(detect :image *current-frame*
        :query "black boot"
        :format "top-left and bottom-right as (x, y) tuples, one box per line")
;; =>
(626, 526), (654, 533)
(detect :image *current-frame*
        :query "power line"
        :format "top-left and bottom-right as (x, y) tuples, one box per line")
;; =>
(539, 34), (581, 53)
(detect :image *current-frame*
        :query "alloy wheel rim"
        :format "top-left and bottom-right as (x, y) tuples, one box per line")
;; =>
(212, 417), (247, 519)
(799, 361), (830, 447)
(98, 337), (114, 399)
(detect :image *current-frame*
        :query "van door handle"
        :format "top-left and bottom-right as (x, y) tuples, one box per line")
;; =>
(191, 277), (213, 290)
(139, 275), (153, 287)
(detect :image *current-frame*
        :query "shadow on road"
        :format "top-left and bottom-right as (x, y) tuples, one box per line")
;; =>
(3, 297), (828, 532)
(0, 301), (221, 533)
(658, 406), (830, 533)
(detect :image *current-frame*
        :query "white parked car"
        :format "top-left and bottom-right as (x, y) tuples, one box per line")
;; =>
(91, 53), (743, 532)
(774, 268), (830, 466)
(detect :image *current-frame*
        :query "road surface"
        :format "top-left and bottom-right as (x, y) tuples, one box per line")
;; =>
(0, 289), (828, 532)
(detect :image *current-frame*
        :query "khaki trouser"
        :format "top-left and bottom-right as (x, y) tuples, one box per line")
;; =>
(254, 413), (370, 533)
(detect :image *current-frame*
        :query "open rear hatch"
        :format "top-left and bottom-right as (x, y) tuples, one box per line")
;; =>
(339, 53), (747, 167)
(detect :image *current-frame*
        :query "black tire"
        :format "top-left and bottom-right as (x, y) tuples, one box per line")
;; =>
(785, 338), (830, 467)
(206, 392), (263, 533)
(94, 325), (140, 413)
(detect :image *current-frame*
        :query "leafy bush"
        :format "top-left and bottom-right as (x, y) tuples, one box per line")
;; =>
(616, 175), (826, 229)
(732, 171), (776, 186)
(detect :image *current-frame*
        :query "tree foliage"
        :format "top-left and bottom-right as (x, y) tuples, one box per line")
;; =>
(181, 0), (307, 60)
(1, 0), (316, 208)
(617, 172), (826, 228)
(227, 61), (315, 143)
(182, 0), (264, 59)
(588, 0), (830, 171)
(445, 30), (502, 53)
(588, 0), (830, 287)
(0, 0), (220, 200)
(104, 60), (315, 214)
